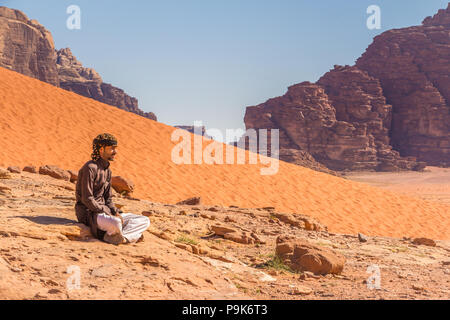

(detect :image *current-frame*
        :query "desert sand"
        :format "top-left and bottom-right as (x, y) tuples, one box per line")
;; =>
(344, 167), (450, 205)
(0, 67), (449, 240)
(1, 171), (449, 300)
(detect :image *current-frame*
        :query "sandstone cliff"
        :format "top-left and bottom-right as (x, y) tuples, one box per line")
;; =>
(0, 6), (157, 122)
(243, 4), (449, 170)
(0, 7), (59, 86)
(356, 4), (450, 166)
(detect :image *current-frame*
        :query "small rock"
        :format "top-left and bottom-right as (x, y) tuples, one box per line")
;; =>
(67, 170), (78, 183)
(23, 166), (37, 173)
(358, 233), (368, 242)
(39, 165), (71, 181)
(48, 288), (62, 295)
(7, 166), (21, 173)
(0, 168), (12, 179)
(176, 197), (201, 206)
(138, 256), (169, 269)
(292, 285), (312, 295)
(412, 237), (436, 247)
(412, 284), (426, 292)
(224, 216), (236, 223)
(211, 225), (237, 236)
(301, 271), (320, 279)
(200, 213), (216, 220)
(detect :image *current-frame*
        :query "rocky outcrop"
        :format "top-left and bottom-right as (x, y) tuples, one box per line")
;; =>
(355, 4), (450, 166)
(0, 7), (59, 86)
(244, 80), (425, 171)
(242, 4), (449, 170)
(317, 65), (425, 171)
(275, 235), (345, 275)
(57, 48), (157, 121)
(0, 7), (157, 122)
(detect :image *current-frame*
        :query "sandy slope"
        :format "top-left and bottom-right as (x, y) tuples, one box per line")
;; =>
(0, 67), (448, 239)
(344, 167), (450, 205)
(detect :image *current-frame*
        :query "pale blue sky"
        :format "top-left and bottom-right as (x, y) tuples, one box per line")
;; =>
(4, 0), (448, 142)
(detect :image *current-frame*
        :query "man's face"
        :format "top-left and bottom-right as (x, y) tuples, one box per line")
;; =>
(100, 145), (118, 161)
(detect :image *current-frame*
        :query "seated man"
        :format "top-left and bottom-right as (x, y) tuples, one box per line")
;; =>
(75, 133), (150, 245)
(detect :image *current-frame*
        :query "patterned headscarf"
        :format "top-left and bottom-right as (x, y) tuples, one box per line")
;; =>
(91, 133), (118, 161)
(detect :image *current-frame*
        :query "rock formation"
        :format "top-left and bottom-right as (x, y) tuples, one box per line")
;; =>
(356, 4), (450, 166)
(0, 7), (59, 86)
(317, 65), (425, 171)
(243, 79), (424, 171)
(242, 4), (449, 170)
(0, 6), (156, 122)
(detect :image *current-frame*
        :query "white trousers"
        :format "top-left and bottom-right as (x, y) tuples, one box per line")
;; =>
(97, 213), (150, 243)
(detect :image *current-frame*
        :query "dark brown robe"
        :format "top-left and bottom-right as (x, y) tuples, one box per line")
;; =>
(75, 157), (119, 240)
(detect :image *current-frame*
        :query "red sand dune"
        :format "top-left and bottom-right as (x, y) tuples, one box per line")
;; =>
(0, 67), (448, 240)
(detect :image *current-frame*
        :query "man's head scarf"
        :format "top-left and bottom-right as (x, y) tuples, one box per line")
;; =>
(91, 133), (118, 161)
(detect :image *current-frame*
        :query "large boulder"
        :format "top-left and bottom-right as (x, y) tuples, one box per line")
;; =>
(275, 235), (345, 275)
(111, 176), (134, 195)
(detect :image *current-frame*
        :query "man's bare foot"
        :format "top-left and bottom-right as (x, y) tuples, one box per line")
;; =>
(137, 234), (144, 243)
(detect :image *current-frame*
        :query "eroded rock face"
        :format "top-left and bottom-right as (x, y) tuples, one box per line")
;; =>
(317, 65), (425, 171)
(243, 81), (423, 171)
(0, 7), (157, 122)
(0, 7), (59, 86)
(356, 4), (450, 166)
(243, 4), (449, 171)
